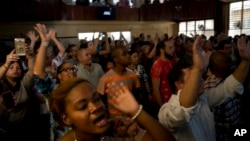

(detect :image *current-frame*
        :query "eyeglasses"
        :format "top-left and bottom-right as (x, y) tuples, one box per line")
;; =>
(59, 67), (77, 73)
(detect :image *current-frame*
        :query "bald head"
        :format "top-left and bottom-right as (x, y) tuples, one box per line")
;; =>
(208, 51), (233, 78)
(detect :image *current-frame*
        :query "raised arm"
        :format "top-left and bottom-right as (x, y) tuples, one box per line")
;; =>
(25, 39), (35, 78)
(50, 29), (66, 56)
(91, 33), (100, 54)
(0, 50), (19, 79)
(27, 30), (39, 51)
(148, 33), (158, 59)
(120, 32), (130, 49)
(233, 36), (250, 83)
(33, 23), (53, 79)
(179, 36), (206, 108)
(105, 83), (175, 141)
(110, 35), (115, 48)
(99, 34), (110, 55)
(26, 30), (39, 77)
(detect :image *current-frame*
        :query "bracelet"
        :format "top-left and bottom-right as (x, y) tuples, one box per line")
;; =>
(131, 105), (143, 120)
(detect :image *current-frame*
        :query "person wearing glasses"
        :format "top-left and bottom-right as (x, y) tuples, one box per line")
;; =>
(33, 23), (79, 141)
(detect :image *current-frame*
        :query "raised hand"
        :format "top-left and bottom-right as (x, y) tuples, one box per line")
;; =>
(105, 83), (139, 115)
(27, 30), (39, 42)
(5, 50), (19, 66)
(237, 36), (250, 61)
(153, 33), (159, 46)
(192, 36), (207, 71)
(50, 29), (57, 40)
(25, 44), (34, 57)
(34, 23), (52, 42)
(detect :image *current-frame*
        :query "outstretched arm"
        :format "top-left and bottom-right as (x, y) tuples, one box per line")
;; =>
(105, 83), (175, 141)
(99, 34), (110, 55)
(179, 36), (206, 108)
(50, 29), (66, 57)
(148, 33), (158, 59)
(233, 36), (250, 83)
(33, 23), (53, 79)
(26, 30), (38, 77)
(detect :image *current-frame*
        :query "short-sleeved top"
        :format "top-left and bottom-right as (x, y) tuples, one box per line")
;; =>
(96, 69), (140, 116)
(76, 63), (104, 87)
(151, 58), (175, 103)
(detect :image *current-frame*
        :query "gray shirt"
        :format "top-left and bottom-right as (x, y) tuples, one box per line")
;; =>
(76, 63), (104, 87)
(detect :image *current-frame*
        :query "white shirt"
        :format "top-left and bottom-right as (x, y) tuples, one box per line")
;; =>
(158, 75), (244, 141)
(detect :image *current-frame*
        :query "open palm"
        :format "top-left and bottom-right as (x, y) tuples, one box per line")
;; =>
(105, 83), (139, 115)
(237, 36), (250, 61)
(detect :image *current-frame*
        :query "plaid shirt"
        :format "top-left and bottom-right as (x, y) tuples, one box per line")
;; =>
(204, 74), (242, 141)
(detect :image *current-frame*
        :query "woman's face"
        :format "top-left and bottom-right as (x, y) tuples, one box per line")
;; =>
(63, 82), (109, 135)
(58, 63), (77, 83)
(6, 62), (22, 79)
(130, 52), (139, 65)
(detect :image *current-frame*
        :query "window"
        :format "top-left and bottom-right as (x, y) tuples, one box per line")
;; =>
(229, 0), (250, 37)
(78, 31), (131, 43)
(179, 19), (214, 38)
(62, 0), (77, 5)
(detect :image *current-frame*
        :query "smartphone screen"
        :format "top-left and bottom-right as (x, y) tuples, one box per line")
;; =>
(1, 91), (15, 111)
(14, 38), (26, 56)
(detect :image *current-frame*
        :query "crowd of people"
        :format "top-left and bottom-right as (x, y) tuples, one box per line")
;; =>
(0, 23), (250, 141)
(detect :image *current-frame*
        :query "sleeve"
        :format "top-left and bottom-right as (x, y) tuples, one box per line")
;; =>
(206, 75), (244, 108)
(34, 74), (54, 97)
(151, 63), (161, 80)
(96, 76), (106, 95)
(139, 64), (148, 82)
(21, 72), (35, 90)
(158, 93), (198, 132)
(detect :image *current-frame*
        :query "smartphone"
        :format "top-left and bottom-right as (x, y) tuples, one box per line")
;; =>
(1, 91), (15, 111)
(14, 38), (26, 56)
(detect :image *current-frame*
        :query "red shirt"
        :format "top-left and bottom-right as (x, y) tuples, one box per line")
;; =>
(151, 58), (175, 103)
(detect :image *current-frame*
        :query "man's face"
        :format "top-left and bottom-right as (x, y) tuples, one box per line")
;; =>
(79, 48), (92, 65)
(223, 44), (233, 55)
(164, 40), (175, 57)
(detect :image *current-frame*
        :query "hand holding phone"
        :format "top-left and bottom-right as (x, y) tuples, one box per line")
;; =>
(14, 38), (26, 56)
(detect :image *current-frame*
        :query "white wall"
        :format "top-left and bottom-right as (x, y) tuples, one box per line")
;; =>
(0, 20), (177, 46)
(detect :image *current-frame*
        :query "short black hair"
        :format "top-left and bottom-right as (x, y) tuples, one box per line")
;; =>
(110, 45), (125, 59)
(168, 60), (192, 94)
(67, 44), (77, 53)
(217, 39), (232, 50)
(80, 43), (88, 49)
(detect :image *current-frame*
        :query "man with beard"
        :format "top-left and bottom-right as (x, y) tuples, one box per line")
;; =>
(151, 38), (176, 107)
